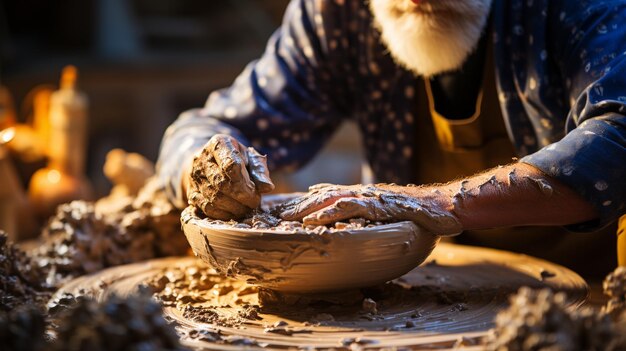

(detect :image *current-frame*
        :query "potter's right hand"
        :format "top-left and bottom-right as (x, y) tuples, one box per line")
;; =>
(185, 134), (274, 220)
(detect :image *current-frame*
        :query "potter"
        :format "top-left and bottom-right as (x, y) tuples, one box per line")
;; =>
(186, 134), (274, 220)
(158, 0), (626, 275)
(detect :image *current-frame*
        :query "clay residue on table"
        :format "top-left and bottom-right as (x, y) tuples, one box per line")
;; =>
(28, 150), (189, 286)
(146, 263), (262, 329)
(105, 258), (498, 345)
(603, 266), (626, 318)
(29, 291), (189, 351)
(52, 293), (188, 351)
(0, 232), (52, 311)
(31, 177), (189, 286)
(49, 243), (589, 350)
(487, 287), (626, 350)
(0, 304), (47, 351)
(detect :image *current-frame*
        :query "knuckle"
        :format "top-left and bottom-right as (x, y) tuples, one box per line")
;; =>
(335, 197), (360, 209)
(246, 147), (262, 157)
(207, 135), (223, 149)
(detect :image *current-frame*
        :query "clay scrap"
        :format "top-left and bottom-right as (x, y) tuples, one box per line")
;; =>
(603, 266), (626, 319)
(0, 305), (47, 351)
(50, 292), (188, 351)
(202, 207), (388, 234)
(0, 232), (51, 312)
(1, 291), (188, 351)
(31, 177), (189, 286)
(487, 287), (626, 350)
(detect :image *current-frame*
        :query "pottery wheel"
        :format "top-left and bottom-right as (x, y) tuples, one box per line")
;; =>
(51, 243), (588, 350)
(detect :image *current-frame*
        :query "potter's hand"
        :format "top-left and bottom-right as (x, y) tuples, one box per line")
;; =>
(276, 183), (463, 235)
(186, 134), (274, 220)
(277, 164), (599, 234)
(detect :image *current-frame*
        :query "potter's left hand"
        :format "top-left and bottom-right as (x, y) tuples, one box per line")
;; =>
(276, 183), (463, 235)
(277, 164), (600, 235)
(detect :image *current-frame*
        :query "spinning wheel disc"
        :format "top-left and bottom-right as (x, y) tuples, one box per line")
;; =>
(52, 243), (587, 350)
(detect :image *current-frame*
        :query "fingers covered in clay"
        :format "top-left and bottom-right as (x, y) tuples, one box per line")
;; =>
(189, 134), (273, 219)
(209, 136), (254, 194)
(278, 186), (359, 221)
(303, 197), (392, 225)
(308, 183), (337, 192)
(276, 183), (464, 236)
(186, 181), (235, 220)
(379, 193), (463, 235)
(247, 147), (274, 193)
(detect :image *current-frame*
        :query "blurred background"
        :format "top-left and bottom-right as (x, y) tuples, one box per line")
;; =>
(0, 0), (361, 239)
(0, 0), (363, 200)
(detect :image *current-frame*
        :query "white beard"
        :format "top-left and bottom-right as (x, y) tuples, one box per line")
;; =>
(369, 0), (492, 77)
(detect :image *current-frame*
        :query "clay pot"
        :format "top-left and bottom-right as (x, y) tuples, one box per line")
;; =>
(182, 205), (439, 293)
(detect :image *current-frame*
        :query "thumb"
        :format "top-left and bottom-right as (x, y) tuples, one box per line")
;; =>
(246, 147), (275, 193)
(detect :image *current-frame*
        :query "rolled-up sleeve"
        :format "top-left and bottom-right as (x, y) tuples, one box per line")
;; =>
(157, 0), (352, 208)
(521, 1), (626, 230)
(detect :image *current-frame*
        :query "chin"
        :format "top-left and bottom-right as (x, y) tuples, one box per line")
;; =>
(369, 0), (492, 77)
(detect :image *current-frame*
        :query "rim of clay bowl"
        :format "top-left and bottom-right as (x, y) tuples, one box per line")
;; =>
(181, 205), (440, 293)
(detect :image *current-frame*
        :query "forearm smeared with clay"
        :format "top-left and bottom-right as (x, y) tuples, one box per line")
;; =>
(278, 163), (598, 235)
(444, 162), (598, 230)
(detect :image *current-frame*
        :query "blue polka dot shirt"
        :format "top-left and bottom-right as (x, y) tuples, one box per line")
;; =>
(158, 0), (626, 229)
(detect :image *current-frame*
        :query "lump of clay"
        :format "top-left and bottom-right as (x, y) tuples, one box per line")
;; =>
(50, 293), (188, 351)
(204, 209), (388, 235)
(103, 148), (155, 197)
(125, 177), (190, 257)
(34, 178), (189, 286)
(603, 266), (626, 318)
(36, 201), (119, 279)
(0, 305), (47, 351)
(33, 149), (189, 286)
(95, 148), (154, 216)
(0, 231), (51, 311)
(487, 287), (626, 351)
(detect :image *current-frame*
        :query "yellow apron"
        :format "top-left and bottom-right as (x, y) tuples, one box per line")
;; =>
(412, 42), (618, 279)
(618, 215), (626, 266)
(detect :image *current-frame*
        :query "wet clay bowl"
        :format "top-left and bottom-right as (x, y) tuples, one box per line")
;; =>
(181, 205), (440, 293)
